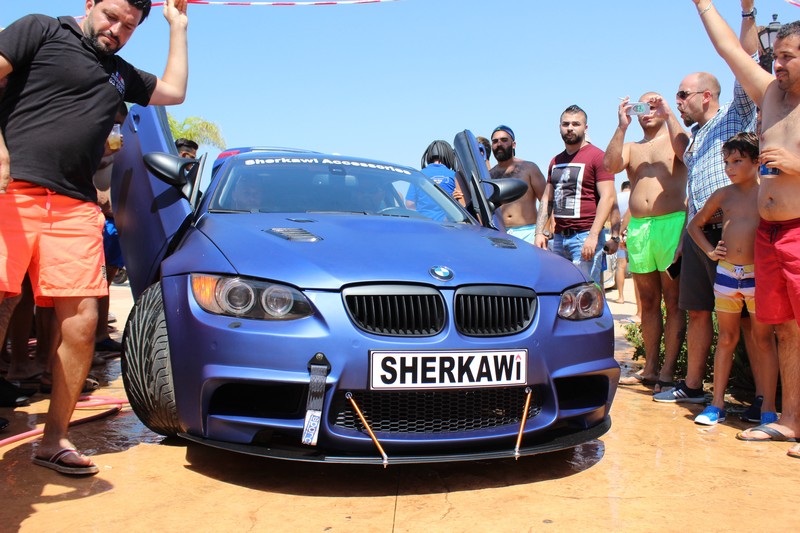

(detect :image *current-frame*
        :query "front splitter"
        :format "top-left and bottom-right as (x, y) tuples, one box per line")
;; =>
(178, 417), (611, 465)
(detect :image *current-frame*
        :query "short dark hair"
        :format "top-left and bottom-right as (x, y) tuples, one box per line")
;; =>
(777, 21), (800, 42)
(95, 0), (152, 25)
(561, 104), (587, 123)
(175, 138), (198, 151)
(722, 132), (759, 161)
(621, 181), (631, 191)
(420, 140), (457, 170)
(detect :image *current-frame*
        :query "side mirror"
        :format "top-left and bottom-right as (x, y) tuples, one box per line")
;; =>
(482, 178), (527, 211)
(143, 152), (198, 187)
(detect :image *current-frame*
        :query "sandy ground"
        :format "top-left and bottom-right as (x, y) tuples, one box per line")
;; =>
(1, 277), (799, 532)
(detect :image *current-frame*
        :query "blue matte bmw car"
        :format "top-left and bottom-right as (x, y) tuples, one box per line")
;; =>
(110, 105), (620, 465)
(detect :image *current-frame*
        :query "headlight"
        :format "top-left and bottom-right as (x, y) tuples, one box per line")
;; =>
(191, 274), (313, 320)
(558, 283), (604, 320)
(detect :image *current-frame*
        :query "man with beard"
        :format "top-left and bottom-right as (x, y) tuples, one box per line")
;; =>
(689, 0), (800, 458)
(0, 0), (189, 475)
(650, 0), (759, 407)
(535, 106), (619, 286)
(489, 125), (546, 244)
(604, 94), (688, 394)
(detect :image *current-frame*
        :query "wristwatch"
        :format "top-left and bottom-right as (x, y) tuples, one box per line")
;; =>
(742, 7), (756, 18)
(610, 236), (621, 243)
(537, 230), (552, 238)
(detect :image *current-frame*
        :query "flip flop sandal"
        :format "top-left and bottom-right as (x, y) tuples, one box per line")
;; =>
(736, 424), (798, 442)
(33, 448), (99, 476)
(618, 373), (657, 387)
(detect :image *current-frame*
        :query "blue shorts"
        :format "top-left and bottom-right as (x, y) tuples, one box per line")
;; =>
(103, 218), (125, 269)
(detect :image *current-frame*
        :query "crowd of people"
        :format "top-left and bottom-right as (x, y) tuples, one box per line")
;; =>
(461, 0), (798, 461)
(1, 0), (799, 480)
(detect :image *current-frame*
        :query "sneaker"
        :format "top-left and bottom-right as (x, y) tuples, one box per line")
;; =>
(653, 381), (706, 403)
(761, 411), (779, 425)
(94, 337), (123, 353)
(695, 405), (727, 425)
(740, 396), (763, 423)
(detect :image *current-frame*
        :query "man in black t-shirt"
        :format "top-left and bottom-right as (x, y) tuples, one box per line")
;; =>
(0, 0), (189, 476)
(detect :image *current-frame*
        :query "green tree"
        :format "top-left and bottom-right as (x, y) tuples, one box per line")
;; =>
(168, 114), (225, 149)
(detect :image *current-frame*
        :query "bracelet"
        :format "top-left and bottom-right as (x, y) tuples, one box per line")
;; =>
(698, 2), (712, 16)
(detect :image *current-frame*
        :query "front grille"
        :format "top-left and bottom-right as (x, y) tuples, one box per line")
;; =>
(332, 387), (541, 434)
(455, 286), (537, 336)
(343, 285), (445, 337)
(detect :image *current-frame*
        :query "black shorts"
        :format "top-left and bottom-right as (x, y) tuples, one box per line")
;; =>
(678, 227), (721, 312)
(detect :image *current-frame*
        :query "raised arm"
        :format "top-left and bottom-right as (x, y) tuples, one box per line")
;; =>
(652, 95), (691, 163)
(603, 98), (632, 174)
(691, 0), (773, 107)
(149, 0), (189, 106)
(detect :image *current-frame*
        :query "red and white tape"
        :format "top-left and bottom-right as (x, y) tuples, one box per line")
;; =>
(153, 0), (398, 5)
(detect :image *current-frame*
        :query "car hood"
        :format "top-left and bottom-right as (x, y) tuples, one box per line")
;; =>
(187, 213), (584, 292)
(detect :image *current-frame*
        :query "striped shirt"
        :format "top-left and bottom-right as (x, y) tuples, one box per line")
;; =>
(684, 77), (757, 220)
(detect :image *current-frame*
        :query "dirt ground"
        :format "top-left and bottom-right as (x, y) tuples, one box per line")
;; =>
(1, 280), (798, 532)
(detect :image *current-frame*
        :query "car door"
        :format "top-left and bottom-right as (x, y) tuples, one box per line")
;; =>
(109, 105), (195, 299)
(452, 130), (501, 229)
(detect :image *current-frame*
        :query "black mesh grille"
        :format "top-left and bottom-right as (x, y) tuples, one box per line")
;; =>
(332, 387), (541, 434)
(455, 286), (537, 336)
(344, 285), (446, 337)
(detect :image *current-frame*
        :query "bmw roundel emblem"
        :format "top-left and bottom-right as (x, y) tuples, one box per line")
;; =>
(430, 266), (454, 281)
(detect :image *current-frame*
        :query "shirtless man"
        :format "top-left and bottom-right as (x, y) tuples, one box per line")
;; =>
(691, 0), (800, 458)
(604, 93), (688, 393)
(489, 125), (547, 244)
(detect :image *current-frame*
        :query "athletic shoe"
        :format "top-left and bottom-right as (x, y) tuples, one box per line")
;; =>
(95, 337), (123, 353)
(761, 411), (779, 425)
(653, 381), (706, 403)
(740, 395), (763, 423)
(695, 405), (726, 425)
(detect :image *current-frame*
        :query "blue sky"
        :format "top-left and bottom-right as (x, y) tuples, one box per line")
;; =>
(3, 0), (799, 180)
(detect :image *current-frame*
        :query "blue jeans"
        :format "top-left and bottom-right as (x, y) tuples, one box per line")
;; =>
(552, 229), (606, 286)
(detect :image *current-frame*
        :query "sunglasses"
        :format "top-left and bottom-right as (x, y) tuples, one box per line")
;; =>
(676, 90), (704, 100)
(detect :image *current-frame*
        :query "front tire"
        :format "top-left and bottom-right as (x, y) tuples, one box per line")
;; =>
(122, 282), (182, 436)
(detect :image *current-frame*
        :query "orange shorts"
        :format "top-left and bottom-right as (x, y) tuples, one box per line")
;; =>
(0, 181), (107, 306)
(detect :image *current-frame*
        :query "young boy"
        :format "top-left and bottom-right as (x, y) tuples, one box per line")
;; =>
(687, 132), (779, 426)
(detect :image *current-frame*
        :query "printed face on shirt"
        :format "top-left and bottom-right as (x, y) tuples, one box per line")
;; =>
(491, 132), (515, 163)
(559, 112), (586, 146)
(83, 0), (143, 56)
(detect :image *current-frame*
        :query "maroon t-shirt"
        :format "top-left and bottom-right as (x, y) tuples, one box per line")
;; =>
(547, 144), (614, 233)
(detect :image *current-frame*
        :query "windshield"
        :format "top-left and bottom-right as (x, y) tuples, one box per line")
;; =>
(208, 155), (471, 223)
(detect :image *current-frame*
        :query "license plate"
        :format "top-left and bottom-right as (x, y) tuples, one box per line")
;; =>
(370, 350), (527, 390)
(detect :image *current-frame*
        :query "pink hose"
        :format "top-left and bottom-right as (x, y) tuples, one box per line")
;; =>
(0, 395), (129, 448)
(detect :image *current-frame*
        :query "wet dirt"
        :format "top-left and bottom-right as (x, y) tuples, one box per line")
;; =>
(1, 283), (799, 531)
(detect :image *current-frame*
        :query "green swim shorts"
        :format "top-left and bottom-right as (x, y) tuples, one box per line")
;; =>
(627, 211), (685, 274)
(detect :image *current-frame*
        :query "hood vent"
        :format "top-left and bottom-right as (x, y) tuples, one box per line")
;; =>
(265, 227), (322, 242)
(488, 237), (517, 249)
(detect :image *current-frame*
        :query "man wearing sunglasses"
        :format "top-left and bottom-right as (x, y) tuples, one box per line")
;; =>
(651, 0), (758, 406)
(690, 0), (800, 458)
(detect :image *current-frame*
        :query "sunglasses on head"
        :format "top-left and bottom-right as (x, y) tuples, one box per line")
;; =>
(676, 90), (704, 100)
